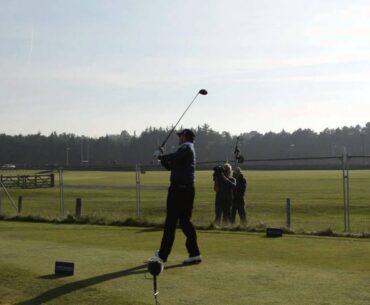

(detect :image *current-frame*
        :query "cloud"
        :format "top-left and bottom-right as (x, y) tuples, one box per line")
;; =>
(305, 3), (370, 51)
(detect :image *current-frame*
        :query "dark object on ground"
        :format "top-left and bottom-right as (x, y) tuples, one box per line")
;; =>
(266, 227), (283, 237)
(55, 261), (74, 276)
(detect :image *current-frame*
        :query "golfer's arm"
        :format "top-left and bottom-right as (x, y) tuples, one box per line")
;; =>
(161, 147), (189, 164)
(223, 177), (236, 188)
(160, 159), (172, 170)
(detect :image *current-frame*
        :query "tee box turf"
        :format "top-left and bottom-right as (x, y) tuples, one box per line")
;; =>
(55, 261), (74, 276)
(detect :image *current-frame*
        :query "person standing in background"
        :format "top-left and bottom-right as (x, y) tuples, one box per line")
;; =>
(213, 163), (236, 227)
(231, 167), (247, 226)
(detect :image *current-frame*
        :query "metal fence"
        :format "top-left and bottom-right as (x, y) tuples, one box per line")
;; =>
(136, 151), (370, 232)
(0, 154), (369, 234)
(0, 174), (54, 189)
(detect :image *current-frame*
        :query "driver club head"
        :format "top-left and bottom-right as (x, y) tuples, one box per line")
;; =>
(199, 89), (208, 95)
(147, 257), (164, 276)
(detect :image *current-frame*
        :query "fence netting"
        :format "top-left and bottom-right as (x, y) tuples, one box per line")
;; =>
(0, 156), (369, 233)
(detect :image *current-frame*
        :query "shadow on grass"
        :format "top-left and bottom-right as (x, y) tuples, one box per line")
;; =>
(15, 263), (193, 305)
(135, 227), (162, 233)
(38, 274), (72, 280)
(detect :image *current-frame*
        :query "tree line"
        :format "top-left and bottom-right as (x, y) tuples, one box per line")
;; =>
(1, 123), (370, 169)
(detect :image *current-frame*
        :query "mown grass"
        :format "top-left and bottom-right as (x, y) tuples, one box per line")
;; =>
(0, 221), (369, 305)
(0, 169), (369, 233)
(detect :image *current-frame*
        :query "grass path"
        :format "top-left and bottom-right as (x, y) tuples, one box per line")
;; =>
(0, 221), (369, 305)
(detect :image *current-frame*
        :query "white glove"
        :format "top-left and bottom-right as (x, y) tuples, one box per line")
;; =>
(153, 147), (164, 158)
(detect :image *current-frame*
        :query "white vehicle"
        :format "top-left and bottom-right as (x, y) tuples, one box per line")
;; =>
(1, 164), (16, 170)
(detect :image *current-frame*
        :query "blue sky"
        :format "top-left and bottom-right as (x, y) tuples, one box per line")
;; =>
(1, 0), (370, 137)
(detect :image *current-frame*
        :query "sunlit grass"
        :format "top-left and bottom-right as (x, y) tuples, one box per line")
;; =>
(0, 222), (369, 305)
(0, 170), (369, 232)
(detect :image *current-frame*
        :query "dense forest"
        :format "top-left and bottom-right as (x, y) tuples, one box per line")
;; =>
(1, 123), (370, 169)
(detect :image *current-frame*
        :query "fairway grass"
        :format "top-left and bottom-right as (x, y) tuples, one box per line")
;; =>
(0, 222), (369, 305)
(0, 170), (369, 233)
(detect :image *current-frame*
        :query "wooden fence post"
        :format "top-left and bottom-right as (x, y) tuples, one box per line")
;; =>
(75, 198), (82, 217)
(286, 198), (291, 228)
(50, 174), (55, 187)
(18, 195), (23, 214)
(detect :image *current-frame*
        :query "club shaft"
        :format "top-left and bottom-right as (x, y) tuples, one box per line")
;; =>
(160, 92), (200, 148)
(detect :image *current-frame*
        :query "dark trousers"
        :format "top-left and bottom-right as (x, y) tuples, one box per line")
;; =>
(214, 202), (231, 225)
(231, 203), (246, 224)
(159, 186), (200, 262)
(214, 192), (232, 225)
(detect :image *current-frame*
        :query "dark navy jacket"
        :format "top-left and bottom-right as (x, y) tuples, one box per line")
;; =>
(233, 174), (247, 205)
(159, 142), (195, 187)
(214, 174), (236, 207)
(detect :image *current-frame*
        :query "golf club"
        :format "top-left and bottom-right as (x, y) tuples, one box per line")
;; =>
(147, 256), (164, 305)
(159, 89), (208, 149)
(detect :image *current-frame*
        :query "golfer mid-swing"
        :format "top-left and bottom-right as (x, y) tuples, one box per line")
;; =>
(150, 129), (202, 265)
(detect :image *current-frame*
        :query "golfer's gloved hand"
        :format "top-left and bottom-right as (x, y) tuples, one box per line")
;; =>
(153, 147), (164, 159)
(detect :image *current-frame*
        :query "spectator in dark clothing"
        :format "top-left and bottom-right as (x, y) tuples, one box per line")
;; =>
(149, 129), (201, 265)
(213, 163), (236, 227)
(231, 167), (247, 225)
